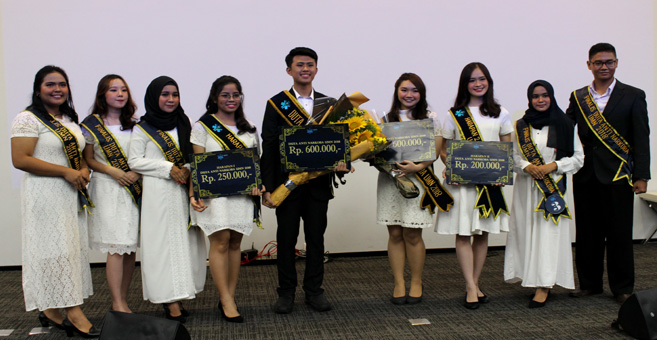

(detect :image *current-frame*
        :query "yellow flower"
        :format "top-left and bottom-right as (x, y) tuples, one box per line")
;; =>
(343, 116), (366, 132)
(357, 130), (373, 144)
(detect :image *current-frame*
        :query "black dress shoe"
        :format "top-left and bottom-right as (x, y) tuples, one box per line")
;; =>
(569, 288), (603, 298)
(615, 293), (632, 304)
(273, 295), (295, 314)
(38, 311), (64, 330)
(464, 293), (479, 310)
(390, 296), (407, 305)
(305, 293), (332, 312)
(219, 303), (244, 323)
(162, 304), (186, 323)
(62, 318), (100, 338)
(478, 294), (489, 304)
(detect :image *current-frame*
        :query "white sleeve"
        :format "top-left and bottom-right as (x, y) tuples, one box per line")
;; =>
(127, 127), (174, 179)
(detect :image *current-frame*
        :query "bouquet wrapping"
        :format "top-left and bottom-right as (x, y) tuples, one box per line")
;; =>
(270, 92), (388, 206)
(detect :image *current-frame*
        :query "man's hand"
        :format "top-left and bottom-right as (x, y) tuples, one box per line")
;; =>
(634, 179), (648, 194)
(262, 192), (277, 209)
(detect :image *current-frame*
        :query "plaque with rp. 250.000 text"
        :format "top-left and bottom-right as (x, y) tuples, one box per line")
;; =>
(191, 148), (261, 199)
(446, 140), (513, 185)
(279, 124), (350, 172)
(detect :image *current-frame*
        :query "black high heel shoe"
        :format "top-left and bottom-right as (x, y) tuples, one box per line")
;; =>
(218, 302), (244, 323)
(179, 302), (190, 317)
(162, 304), (186, 323)
(61, 318), (100, 338)
(38, 311), (64, 330)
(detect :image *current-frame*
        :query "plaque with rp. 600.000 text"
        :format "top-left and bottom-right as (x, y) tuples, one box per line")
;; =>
(190, 148), (261, 198)
(371, 119), (436, 165)
(279, 124), (350, 172)
(446, 140), (513, 185)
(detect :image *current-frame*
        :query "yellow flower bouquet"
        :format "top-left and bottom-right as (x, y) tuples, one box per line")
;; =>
(269, 92), (389, 206)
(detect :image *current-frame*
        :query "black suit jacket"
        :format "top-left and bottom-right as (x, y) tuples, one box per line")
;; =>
(260, 88), (334, 202)
(565, 80), (650, 184)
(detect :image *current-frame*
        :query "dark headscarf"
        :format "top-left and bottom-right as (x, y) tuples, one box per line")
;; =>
(141, 76), (193, 163)
(521, 80), (574, 160)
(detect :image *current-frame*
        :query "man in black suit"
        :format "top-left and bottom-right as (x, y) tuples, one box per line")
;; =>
(566, 43), (650, 304)
(261, 47), (347, 314)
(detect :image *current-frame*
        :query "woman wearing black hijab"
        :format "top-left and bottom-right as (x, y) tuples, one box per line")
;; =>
(504, 80), (583, 308)
(128, 76), (206, 322)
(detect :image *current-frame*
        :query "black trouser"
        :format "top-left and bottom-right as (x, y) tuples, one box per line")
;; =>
(573, 178), (635, 295)
(275, 191), (329, 297)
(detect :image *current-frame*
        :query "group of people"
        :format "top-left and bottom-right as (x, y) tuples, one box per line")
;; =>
(9, 43), (649, 337)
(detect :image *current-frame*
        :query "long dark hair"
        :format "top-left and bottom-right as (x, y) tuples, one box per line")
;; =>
(27, 65), (78, 123)
(386, 73), (429, 122)
(90, 74), (137, 130)
(202, 76), (256, 134)
(452, 62), (501, 118)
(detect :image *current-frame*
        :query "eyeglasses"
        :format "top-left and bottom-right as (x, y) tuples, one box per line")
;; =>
(219, 93), (242, 100)
(590, 59), (617, 69)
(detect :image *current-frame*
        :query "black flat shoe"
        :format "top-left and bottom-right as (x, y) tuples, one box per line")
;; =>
(162, 304), (186, 323)
(62, 318), (100, 338)
(407, 294), (423, 305)
(407, 285), (423, 305)
(478, 294), (489, 304)
(390, 296), (407, 305)
(39, 311), (64, 330)
(464, 293), (479, 310)
(219, 303), (244, 323)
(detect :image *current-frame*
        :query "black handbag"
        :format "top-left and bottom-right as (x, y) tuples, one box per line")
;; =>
(613, 288), (657, 340)
(99, 311), (191, 340)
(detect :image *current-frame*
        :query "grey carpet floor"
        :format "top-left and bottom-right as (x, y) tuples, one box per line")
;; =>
(3, 243), (656, 339)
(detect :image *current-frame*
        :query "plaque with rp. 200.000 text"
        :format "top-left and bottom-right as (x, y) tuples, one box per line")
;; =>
(190, 148), (261, 199)
(446, 140), (513, 185)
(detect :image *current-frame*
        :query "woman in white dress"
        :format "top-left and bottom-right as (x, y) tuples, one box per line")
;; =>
(504, 80), (583, 308)
(128, 76), (206, 323)
(190, 76), (264, 322)
(82, 75), (140, 313)
(11, 65), (99, 337)
(378, 73), (438, 305)
(435, 62), (513, 309)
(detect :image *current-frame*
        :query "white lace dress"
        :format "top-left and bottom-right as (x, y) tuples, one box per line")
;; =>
(11, 111), (93, 311)
(128, 126), (207, 304)
(377, 111), (438, 228)
(190, 121), (259, 236)
(83, 125), (139, 255)
(434, 107), (514, 236)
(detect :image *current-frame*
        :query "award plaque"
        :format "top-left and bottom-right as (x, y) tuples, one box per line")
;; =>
(190, 147), (261, 198)
(280, 124), (350, 172)
(371, 119), (435, 165)
(446, 140), (514, 185)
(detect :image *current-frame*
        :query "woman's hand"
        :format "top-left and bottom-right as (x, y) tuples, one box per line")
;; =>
(170, 165), (190, 184)
(334, 161), (354, 173)
(250, 185), (266, 197)
(64, 168), (89, 191)
(524, 162), (557, 180)
(190, 196), (207, 212)
(394, 160), (422, 177)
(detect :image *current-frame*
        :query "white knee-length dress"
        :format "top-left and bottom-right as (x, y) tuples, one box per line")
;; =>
(434, 107), (513, 236)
